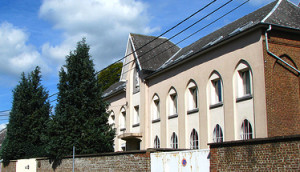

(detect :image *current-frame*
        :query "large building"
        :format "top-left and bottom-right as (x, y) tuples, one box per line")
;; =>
(103, 0), (300, 152)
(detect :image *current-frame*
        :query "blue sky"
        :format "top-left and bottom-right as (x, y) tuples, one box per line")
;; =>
(0, 0), (299, 128)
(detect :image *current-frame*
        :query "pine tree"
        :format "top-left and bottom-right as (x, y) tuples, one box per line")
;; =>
(0, 66), (50, 165)
(46, 38), (115, 164)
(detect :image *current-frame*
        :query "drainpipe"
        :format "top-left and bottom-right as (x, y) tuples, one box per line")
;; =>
(264, 25), (300, 74)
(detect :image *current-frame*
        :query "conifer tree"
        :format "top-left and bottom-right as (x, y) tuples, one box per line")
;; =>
(46, 38), (115, 163)
(0, 66), (50, 164)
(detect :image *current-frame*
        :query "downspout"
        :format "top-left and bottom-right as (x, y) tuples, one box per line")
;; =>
(264, 25), (300, 74)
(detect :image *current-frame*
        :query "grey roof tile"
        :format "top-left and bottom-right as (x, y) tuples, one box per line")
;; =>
(102, 81), (126, 98)
(130, 33), (180, 71)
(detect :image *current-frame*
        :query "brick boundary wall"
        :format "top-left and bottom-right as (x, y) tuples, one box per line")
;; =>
(36, 150), (151, 172)
(209, 135), (300, 171)
(1, 160), (16, 172)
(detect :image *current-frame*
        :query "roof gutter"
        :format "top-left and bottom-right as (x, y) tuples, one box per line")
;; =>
(264, 25), (300, 74)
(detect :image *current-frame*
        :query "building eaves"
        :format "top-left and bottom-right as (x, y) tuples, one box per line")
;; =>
(145, 0), (299, 79)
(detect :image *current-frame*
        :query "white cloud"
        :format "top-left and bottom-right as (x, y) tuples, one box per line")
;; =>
(39, 0), (158, 70)
(0, 22), (50, 84)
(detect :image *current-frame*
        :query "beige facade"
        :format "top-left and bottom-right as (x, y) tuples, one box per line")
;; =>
(103, 0), (299, 151)
(105, 30), (268, 151)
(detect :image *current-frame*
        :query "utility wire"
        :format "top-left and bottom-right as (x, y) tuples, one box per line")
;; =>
(93, 0), (217, 76)
(41, 0), (218, 104)
(120, 0), (250, 76)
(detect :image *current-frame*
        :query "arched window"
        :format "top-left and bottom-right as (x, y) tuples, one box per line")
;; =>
(209, 73), (223, 105)
(168, 88), (178, 116)
(187, 81), (198, 111)
(213, 124), (223, 143)
(190, 129), (199, 149)
(154, 136), (160, 148)
(240, 119), (253, 140)
(133, 106), (139, 125)
(120, 107), (126, 130)
(170, 132), (178, 149)
(108, 111), (115, 127)
(236, 62), (252, 98)
(152, 94), (160, 121)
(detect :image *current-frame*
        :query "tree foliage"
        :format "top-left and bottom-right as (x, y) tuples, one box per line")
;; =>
(46, 38), (115, 166)
(97, 62), (123, 91)
(0, 66), (50, 164)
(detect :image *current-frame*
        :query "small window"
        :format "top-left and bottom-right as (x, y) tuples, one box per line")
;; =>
(211, 79), (222, 104)
(190, 129), (199, 149)
(134, 106), (140, 125)
(187, 82), (198, 110)
(152, 95), (160, 120)
(154, 136), (160, 148)
(213, 124), (223, 143)
(169, 88), (178, 116)
(120, 108), (126, 130)
(108, 111), (115, 127)
(240, 119), (253, 140)
(236, 63), (252, 98)
(170, 132), (178, 149)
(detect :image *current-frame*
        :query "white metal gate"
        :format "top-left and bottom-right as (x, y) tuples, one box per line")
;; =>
(151, 149), (210, 172)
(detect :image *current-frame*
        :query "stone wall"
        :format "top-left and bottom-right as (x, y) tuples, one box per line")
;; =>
(36, 151), (150, 172)
(209, 135), (300, 171)
(1, 161), (16, 172)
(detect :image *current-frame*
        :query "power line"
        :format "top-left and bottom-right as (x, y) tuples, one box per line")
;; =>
(93, 0), (217, 77)
(120, 0), (248, 76)
(42, 0), (219, 104)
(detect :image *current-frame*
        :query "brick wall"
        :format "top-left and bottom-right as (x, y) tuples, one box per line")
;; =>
(209, 135), (300, 171)
(36, 151), (150, 172)
(1, 161), (16, 172)
(263, 30), (300, 137)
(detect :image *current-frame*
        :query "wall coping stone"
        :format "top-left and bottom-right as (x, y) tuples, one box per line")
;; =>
(208, 134), (300, 148)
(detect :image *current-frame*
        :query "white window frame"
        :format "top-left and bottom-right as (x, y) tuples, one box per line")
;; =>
(120, 107), (126, 130)
(236, 63), (252, 98)
(240, 119), (253, 140)
(187, 82), (198, 111)
(108, 111), (115, 127)
(213, 124), (223, 143)
(152, 95), (160, 120)
(209, 73), (223, 105)
(154, 135), (160, 148)
(170, 132), (178, 149)
(168, 88), (178, 116)
(133, 106), (140, 125)
(190, 129), (199, 149)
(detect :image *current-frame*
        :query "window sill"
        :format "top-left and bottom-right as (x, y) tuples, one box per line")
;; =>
(187, 108), (199, 115)
(236, 94), (253, 102)
(120, 128), (126, 131)
(152, 118), (161, 123)
(210, 102), (223, 109)
(168, 114), (178, 119)
(132, 123), (140, 128)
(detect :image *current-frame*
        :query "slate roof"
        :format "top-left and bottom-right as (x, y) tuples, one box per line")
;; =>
(155, 0), (300, 72)
(103, 0), (299, 97)
(102, 81), (126, 98)
(130, 33), (180, 71)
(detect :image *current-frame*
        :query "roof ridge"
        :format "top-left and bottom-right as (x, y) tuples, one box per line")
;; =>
(261, 0), (282, 23)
